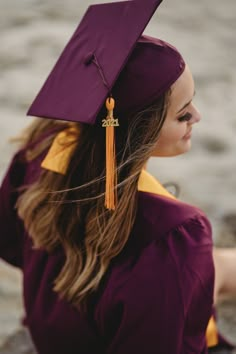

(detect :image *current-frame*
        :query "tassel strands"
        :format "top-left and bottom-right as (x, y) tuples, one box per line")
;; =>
(102, 97), (119, 210)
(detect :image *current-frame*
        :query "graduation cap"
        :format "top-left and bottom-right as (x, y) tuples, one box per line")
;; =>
(27, 0), (185, 210)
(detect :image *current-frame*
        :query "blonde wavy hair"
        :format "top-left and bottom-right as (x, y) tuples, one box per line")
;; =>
(16, 92), (170, 311)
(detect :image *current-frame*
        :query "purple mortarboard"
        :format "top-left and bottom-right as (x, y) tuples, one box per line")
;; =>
(27, 0), (185, 211)
(27, 0), (185, 124)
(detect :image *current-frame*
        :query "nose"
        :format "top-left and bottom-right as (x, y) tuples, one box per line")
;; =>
(190, 104), (201, 124)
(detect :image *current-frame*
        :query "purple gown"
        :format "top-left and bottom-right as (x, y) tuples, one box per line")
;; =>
(0, 148), (215, 354)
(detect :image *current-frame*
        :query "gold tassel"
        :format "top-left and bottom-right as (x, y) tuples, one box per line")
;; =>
(103, 97), (119, 210)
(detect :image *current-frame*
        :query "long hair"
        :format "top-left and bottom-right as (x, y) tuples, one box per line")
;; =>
(17, 92), (170, 310)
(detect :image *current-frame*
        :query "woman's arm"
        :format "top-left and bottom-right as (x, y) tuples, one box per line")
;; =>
(213, 247), (236, 303)
(95, 213), (214, 354)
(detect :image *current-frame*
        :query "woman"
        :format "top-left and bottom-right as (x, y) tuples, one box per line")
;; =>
(0, 0), (234, 353)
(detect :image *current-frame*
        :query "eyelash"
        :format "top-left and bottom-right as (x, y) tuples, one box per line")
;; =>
(178, 112), (192, 122)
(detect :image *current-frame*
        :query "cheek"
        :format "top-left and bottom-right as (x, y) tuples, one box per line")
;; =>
(153, 124), (189, 156)
(158, 125), (185, 147)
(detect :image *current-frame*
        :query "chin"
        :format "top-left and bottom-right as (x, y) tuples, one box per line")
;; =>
(171, 140), (192, 156)
(151, 140), (192, 157)
(180, 139), (192, 154)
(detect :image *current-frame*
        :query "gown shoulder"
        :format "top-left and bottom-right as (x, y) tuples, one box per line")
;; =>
(94, 187), (214, 354)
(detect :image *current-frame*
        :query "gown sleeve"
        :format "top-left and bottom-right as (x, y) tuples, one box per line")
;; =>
(95, 213), (214, 354)
(0, 152), (26, 268)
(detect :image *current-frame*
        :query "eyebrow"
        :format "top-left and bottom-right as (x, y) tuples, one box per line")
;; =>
(177, 91), (196, 113)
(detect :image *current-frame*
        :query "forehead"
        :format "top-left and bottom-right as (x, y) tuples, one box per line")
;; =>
(168, 65), (195, 112)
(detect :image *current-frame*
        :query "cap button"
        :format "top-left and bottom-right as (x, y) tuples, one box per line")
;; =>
(84, 52), (94, 65)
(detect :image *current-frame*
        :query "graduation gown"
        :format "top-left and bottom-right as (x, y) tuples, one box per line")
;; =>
(0, 148), (223, 354)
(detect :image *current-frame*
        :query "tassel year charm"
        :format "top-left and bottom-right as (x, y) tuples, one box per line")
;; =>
(102, 97), (119, 211)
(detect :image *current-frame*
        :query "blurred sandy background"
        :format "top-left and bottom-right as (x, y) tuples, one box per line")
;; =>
(0, 0), (236, 352)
